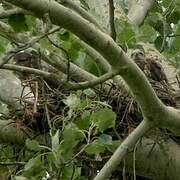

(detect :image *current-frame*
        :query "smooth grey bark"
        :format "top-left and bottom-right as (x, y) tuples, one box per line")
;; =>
(123, 137), (180, 180)
(127, 0), (155, 25)
(0, 70), (34, 108)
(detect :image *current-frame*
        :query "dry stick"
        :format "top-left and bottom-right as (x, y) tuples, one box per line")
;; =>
(0, 162), (26, 166)
(108, 0), (116, 40)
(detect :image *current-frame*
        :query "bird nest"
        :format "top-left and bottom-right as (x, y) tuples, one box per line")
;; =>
(11, 55), (180, 143)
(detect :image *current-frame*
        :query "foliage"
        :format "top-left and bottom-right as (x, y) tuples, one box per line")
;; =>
(0, 0), (179, 179)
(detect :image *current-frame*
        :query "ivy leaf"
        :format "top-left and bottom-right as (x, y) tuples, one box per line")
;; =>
(91, 108), (116, 132)
(8, 14), (28, 32)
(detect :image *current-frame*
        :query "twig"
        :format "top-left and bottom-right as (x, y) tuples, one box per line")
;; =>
(108, 0), (116, 40)
(122, 159), (126, 180)
(67, 70), (119, 90)
(160, 19), (167, 53)
(47, 35), (70, 82)
(133, 140), (139, 180)
(168, 34), (180, 37)
(18, 27), (60, 51)
(33, 81), (38, 113)
(2, 64), (54, 78)
(0, 161), (26, 166)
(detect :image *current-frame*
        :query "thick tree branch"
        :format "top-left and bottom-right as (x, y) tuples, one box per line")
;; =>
(127, 0), (155, 25)
(58, 0), (104, 32)
(6, 0), (163, 116)
(0, 8), (33, 18)
(117, 137), (180, 179)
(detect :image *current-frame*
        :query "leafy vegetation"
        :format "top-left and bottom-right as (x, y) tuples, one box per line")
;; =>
(0, 0), (179, 179)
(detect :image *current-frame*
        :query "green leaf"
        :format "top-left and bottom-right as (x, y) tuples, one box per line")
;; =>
(23, 156), (45, 177)
(62, 164), (81, 180)
(85, 140), (105, 154)
(52, 130), (59, 153)
(25, 15), (36, 32)
(145, 12), (163, 28)
(63, 94), (81, 110)
(60, 123), (84, 160)
(169, 22), (180, 53)
(58, 30), (70, 41)
(137, 24), (157, 43)
(83, 88), (96, 97)
(75, 111), (91, 130)
(91, 108), (116, 132)
(24, 156), (41, 171)
(68, 46), (79, 59)
(106, 140), (122, 152)
(155, 36), (163, 50)
(8, 14), (28, 32)
(116, 19), (136, 48)
(167, 10), (180, 24)
(161, 0), (174, 7)
(14, 177), (29, 180)
(98, 134), (112, 145)
(25, 139), (43, 151)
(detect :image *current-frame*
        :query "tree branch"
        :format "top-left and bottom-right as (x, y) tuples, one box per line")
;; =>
(58, 0), (104, 32)
(108, 0), (116, 40)
(67, 70), (119, 90)
(127, 0), (155, 25)
(0, 8), (33, 18)
(94, 120), (153, 180)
